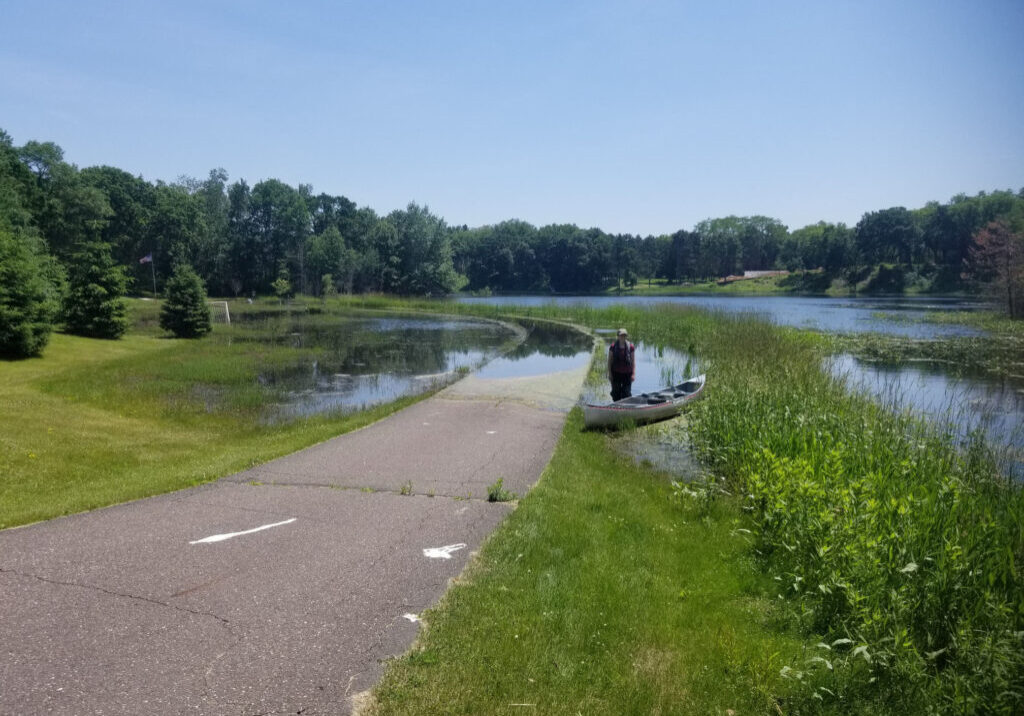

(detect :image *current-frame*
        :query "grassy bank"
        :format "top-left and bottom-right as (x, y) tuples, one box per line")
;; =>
(602, 271), (845, 296)
(604, 274), (805, 296)
(0, 300), (444, 528)
(674, 314), (1023, 712)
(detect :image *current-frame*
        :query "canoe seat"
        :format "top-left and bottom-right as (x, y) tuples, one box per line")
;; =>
(647, 397), (667, 404)
(673, 392), (685, 397)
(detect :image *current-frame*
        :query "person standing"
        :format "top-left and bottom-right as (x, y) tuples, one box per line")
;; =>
(607, 328), (635, 401)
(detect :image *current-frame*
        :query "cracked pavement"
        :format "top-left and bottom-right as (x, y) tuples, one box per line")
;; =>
(0, 360), (589, 715)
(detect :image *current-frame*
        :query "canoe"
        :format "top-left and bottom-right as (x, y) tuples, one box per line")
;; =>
(583, 374), (706, 428)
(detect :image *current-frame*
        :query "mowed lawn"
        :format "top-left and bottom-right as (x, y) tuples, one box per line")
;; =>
(0, 329), (423, 529)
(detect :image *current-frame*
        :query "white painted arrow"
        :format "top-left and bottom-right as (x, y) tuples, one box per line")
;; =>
(190, 518), (296, 544)
(422, 543), (467, 559)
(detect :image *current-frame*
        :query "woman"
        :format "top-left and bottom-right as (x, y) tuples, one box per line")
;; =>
(607, 328), (635, 401)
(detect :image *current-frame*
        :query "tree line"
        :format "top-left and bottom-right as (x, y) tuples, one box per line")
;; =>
(2, 127), (1023, 357)
(457, 196), (1024, 298)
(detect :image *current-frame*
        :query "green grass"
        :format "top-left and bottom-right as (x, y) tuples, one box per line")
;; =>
(368, 408), (804, 715)
(670, 312), (1024, 713)
(919, 309), (1024, 337)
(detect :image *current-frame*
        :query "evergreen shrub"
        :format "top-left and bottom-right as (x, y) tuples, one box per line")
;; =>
(0, 232), (59, 357)
(160, 263), (212, 338)
(63, 241), (128, 339)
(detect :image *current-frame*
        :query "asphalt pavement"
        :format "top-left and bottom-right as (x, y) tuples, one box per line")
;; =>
(0, 359), (590, 715)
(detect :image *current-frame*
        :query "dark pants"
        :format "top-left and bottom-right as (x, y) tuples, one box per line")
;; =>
(610, 373), (632, 401)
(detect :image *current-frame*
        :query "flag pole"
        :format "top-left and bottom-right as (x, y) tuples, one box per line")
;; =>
(151, 257), (157, 296)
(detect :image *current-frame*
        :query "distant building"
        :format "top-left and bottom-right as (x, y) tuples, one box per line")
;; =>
(717, 270), (789, 285)
(742, 270), (789, 279)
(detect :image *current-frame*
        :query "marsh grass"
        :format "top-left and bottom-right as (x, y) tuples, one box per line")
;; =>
(836, 332), (1024, 384)
(836, 309), (1024, 383)
(672, 314), (1024, 713)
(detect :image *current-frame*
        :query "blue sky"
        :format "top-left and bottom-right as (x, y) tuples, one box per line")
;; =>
(3, 0), (1022, 235)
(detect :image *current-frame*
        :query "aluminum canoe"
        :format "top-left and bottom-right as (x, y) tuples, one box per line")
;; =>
(582, 374), (706, 428)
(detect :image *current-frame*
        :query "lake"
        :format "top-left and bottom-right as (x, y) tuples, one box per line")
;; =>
(237, 302), (1020, 477)
(459, 294), (987, 338)
(829, 354), (1024, 477)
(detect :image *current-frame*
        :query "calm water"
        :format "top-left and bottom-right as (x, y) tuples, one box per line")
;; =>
(252, 313), (600, 420)
(475, 320), (593, 379)
(582, 338), (702, 477)
(239, 304), (1020, 478)
(829, 355), (1024, 476)
(459, 295), (987, 338)
(248, 313), (518, 419)
(460, 294), (1022, 477)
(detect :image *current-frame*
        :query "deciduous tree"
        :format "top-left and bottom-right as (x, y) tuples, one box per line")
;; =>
(967, 219), (1024, 318)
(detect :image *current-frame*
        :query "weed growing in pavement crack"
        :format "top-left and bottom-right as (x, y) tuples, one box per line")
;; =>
(487, 477), (515, 502)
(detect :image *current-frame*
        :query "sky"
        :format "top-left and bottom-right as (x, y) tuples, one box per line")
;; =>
(2, 0), (1023, 236)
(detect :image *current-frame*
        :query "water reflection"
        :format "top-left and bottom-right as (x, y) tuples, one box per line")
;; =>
(475, 320), (593, 379)
(258, 314), (517, 419)
(828, 354), (1024, 476)
(611, 420), (704, 480)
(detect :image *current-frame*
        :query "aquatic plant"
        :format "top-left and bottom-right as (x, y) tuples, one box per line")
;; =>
(675, 313), (1024, 713)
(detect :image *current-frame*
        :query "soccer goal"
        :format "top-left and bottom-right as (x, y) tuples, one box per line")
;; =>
(208, 300), (231, 325)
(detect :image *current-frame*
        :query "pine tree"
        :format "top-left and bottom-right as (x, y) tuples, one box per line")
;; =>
(160, 263), (212, 338)
(63, 240), (128, 339)
(0, 231), (60, 357)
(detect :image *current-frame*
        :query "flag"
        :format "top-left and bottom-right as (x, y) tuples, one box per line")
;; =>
(139, 254), (153, 264)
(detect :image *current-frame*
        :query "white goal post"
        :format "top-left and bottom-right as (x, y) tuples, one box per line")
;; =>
(208, 300), (231, 324)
